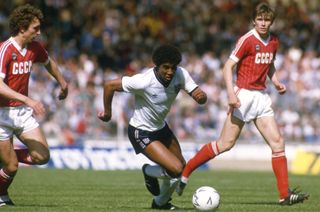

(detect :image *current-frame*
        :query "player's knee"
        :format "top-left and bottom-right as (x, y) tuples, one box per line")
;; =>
(2, 160), (19, 173)
(166, 170), (182, 178)
(219, 140), (235, 153)
(271, 135), (285, 151)
(167, 162), (184, 178)
(31, 151), (50, 165)
(276, 136), (284, 145)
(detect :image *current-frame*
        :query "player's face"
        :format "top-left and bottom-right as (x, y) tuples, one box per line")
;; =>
(253, 14), (273, 38)
(158, 63), (177, 82)
(22, 18), (41, 43)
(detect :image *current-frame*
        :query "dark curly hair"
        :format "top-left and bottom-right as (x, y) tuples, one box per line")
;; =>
(9, 4), (43, 36)
(152, 44), (182, 66)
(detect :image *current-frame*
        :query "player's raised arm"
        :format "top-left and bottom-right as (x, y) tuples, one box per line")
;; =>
(97, 78), (123, 122)
(45, 58), (68, 100)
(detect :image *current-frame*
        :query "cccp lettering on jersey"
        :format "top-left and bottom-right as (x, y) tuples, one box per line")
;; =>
(254, 52), (273, 64)
(12, 61), (32, 75)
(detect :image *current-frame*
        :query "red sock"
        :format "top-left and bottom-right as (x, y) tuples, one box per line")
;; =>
(182, 141), (219, 179)
(272, 151), (289, 199)
(0, 169), (15, 196)
(15, 149), (34, 165)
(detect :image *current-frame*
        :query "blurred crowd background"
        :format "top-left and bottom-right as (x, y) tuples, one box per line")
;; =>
(0, 0), (319, 145)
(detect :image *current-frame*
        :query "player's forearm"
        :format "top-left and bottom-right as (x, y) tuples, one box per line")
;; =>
(46, 59), (68, 89)
(270, 73), (280, 85)
(103, 87), (114, 112)
(103, 79), (123, 112)
(267, 64), (278, 83)
(269, 68), (281, 87)
(222, 61), (235, 96)
(0, 80), (29, 104)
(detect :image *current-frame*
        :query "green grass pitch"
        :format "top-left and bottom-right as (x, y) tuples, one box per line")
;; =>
(4, 168), (319, 211)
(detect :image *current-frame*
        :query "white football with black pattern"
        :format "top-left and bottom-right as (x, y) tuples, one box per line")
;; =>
(192, 186), (220, 211)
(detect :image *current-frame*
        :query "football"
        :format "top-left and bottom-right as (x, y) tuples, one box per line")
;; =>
(192, 186), (220, 211)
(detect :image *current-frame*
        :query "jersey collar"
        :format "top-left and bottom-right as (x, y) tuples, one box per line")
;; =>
(9, 37), (27, 57)
(252, 29), (270, 46)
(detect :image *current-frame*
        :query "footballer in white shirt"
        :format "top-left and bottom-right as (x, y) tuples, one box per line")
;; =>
(98, 44), (207, 210)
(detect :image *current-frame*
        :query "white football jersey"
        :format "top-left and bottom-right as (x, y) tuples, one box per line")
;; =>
(122, 67), (198, 131)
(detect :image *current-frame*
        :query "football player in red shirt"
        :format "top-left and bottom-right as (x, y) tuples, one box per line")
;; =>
(0, 4), (68, 206)
(176, 2), (309, 206)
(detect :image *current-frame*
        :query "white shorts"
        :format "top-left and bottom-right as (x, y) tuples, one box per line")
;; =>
(232, 86), (274, 122)
(0, 106), (39, 141)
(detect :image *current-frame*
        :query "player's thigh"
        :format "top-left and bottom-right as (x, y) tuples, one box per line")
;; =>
(254, 116), (284, 150)
(18, 127), (49, 155)
(0, 138), (18, 171)
(165, 135), (185, 165)
(144, 140), (184, 174)
(217, 113), (244, 151)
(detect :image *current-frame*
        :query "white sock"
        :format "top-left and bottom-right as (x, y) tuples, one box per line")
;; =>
(154, 178), (179, 206)
(145, 165), (168, 179)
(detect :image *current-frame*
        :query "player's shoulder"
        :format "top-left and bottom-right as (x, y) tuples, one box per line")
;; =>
(0, 39), (15, 61)
(142, 67), (154, 75)
(176, 66), (188, 74)
(175, 66), (192, 81)
(133, 67), (154, 79)
(0, 38), (13, 51)
(241, 29), (255, 40)
(28, 41), (45, 49)
(235, 30), (256, 46)
(125, 67), (154, 83)
(269, 32), (279, 42)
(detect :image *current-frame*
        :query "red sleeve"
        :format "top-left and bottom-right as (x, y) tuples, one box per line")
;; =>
(0, 45), (11, 78)
(230, 36), (250, 62)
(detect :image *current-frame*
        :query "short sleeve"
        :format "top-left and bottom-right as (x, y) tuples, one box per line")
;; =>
(122, 73), (147, 93)
(0, 47), (10, 78)
(179, 67), (198, 93)
(230, 37), (250, 63)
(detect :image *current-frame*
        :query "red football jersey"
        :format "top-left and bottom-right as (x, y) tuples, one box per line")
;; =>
(230, 29), (279, 90)
(0, 37), (49, 107)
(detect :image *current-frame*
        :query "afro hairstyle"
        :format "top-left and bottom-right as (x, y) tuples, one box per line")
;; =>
(152, 44), (182, 67)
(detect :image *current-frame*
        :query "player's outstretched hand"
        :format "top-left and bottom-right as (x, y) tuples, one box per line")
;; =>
(58, 84), (68, 100)
(97, 111), (111, 122)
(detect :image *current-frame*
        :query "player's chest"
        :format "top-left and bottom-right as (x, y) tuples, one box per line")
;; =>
(145, 82), (181, 104)
(8, 51), (35, 75)
(249, 42), (277, 64)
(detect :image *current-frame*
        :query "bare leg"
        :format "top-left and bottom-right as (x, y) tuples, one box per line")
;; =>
(17, 127), (49, 165)
(254, 116), (288, 199)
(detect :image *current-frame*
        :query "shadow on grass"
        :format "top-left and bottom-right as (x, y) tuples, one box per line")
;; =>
(14, 204), (62, 207)
(142, 206), (194, 211)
